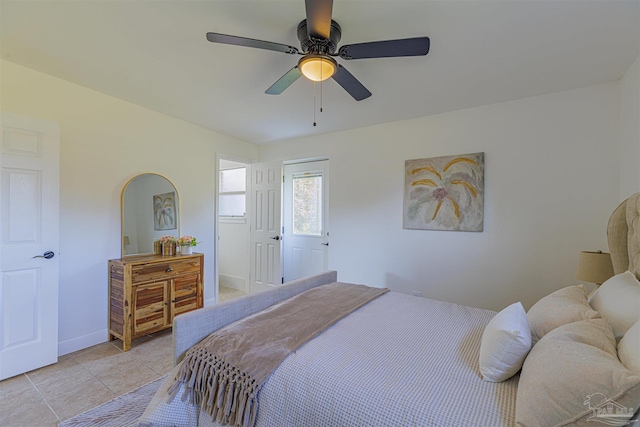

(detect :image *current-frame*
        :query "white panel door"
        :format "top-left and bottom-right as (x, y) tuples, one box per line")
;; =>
(249, 162), (282, 292)
(283, 161), (329, 283)
(0, 112), (60, 380)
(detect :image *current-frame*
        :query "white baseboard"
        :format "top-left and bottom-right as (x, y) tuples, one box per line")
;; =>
(58, 329), (109, 356)
(219, 274), (246, 292)
(250, 282), (273, 293)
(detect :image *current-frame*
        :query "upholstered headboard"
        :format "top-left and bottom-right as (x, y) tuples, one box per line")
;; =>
(607, 193), (640, 278)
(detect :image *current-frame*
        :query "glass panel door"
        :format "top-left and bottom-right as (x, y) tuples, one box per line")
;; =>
(292, 173), (323, 236)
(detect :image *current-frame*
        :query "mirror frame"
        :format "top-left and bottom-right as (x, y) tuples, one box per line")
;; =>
(121, 172), (180, 257)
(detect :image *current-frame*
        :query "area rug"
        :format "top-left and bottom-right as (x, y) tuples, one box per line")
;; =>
(58, 375), (166, 427)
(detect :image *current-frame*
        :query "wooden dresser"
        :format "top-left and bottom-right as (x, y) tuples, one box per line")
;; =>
(108, 253), (204, 351)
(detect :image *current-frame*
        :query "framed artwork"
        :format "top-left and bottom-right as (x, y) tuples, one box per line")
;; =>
(153, 191), (176, 231)
(403, 152), (484, 231)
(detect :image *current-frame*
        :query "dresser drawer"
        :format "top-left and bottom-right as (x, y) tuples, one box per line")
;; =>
(131, 257), (201, 284)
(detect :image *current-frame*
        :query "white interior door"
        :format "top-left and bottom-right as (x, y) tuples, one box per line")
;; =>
(249, 161), (282, 292)
(0, 112), (60, 380)
(283, 160), (329, 283)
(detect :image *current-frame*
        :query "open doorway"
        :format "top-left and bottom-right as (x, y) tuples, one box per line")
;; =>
(216, 157), (330, 303)
(217, 158), (250, 303)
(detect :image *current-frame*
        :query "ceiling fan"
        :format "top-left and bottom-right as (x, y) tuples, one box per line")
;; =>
(206, 0), (430, 101)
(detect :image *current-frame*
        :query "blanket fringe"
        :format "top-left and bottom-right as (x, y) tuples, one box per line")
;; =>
(171, 348), (260, 427)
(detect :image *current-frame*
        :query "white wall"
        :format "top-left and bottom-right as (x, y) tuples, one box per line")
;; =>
(1, 60), (259, 355)
(261, 83), (620, 311)
(218, 223), (250, 291)
(619, 54), (640, 201)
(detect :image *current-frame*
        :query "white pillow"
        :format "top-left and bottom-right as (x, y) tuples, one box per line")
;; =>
(589, 270), (640, 338)
(527, 284), (599, 344)
(619, 320), (640, 373)
(479, 302), (531, 382)
(516, 319), (640, 427)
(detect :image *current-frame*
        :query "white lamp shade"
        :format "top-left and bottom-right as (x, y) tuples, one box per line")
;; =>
(299, 56), (336, 82)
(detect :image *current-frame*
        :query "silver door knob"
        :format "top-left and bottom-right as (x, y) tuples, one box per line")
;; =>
(32, 251), (55, 259)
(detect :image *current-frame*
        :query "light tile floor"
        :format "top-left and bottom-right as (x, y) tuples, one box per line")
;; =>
(0, 285), (246, 427)
(0, 329), (173, 427)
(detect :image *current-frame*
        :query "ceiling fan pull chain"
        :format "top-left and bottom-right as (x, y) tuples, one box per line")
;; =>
(320, 62), (323, 113)
(313, 81), (317, 126)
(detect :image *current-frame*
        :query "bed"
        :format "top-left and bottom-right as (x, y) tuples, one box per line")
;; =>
(140, 194), (640, 427)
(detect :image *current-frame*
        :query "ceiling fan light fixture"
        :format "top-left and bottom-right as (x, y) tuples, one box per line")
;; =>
(298, 55), (337, 82)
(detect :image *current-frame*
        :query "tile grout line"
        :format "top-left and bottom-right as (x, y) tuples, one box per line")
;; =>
(67, 343), (123, 398)
(24, 372), (61, 422)
(71, 336), (162, 396)
(37, 353), (112, 423)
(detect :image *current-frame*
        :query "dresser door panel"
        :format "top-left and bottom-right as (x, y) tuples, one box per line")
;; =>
(171, 274), (200, 318)
(133, 281), (169, 335)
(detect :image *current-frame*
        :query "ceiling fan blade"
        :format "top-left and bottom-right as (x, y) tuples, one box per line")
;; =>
(206, 32), (299, 55)
(332, 65), (371, 101)
(265, 66), (302, 95)
(339, 37), (430, 59)
(305, 0), (333, 39)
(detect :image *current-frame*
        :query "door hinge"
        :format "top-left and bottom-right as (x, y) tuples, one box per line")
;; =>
(281, 277), (284, 284)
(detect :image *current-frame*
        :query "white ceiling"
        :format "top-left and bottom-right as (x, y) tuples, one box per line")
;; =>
(1, 1), (638, 145)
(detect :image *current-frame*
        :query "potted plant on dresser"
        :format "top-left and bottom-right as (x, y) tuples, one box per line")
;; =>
(178, 235), (198, 255)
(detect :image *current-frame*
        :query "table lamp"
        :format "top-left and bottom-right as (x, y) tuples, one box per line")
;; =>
(575, 250), (614, 285)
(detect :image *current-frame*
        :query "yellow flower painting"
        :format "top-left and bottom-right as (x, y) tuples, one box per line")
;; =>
(153, 191), (177, 231)
(403, 153), (484, 231)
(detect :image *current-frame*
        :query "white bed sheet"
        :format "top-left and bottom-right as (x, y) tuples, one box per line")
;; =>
(140, 291), (518, 427)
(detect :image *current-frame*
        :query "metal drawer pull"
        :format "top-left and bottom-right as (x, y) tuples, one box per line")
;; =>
(166, 267), (173, 272)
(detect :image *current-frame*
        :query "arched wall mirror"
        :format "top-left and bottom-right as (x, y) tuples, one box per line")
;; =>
(121, 173), (180, 257)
